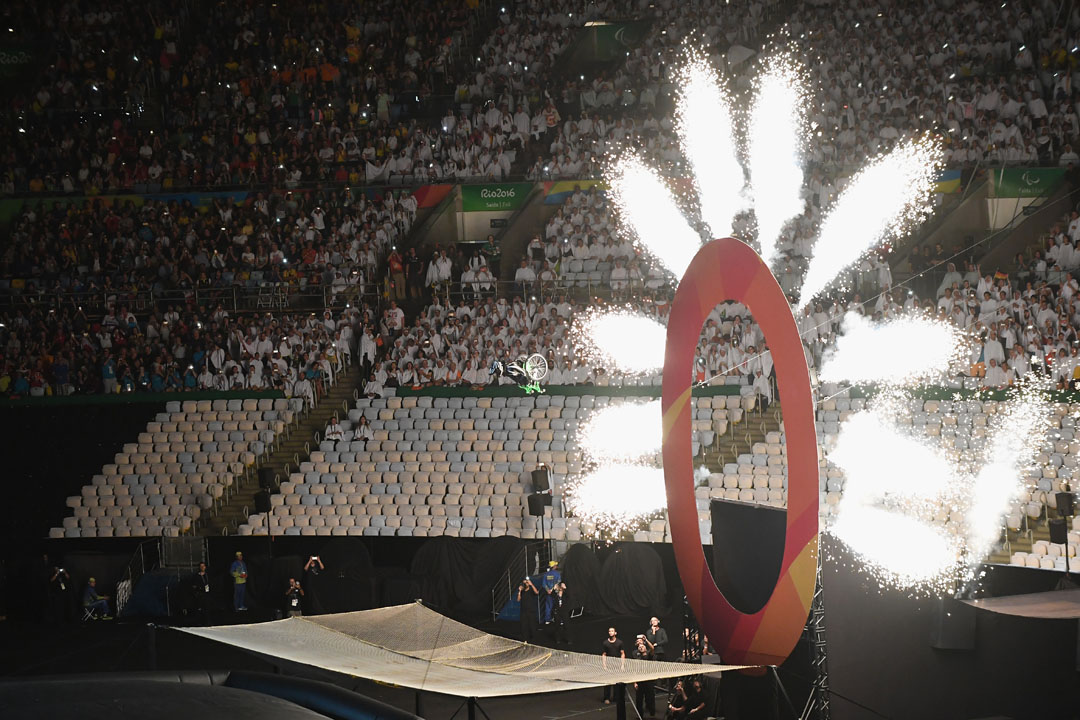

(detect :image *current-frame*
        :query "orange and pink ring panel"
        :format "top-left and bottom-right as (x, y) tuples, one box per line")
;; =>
(662, 237), (819, 667)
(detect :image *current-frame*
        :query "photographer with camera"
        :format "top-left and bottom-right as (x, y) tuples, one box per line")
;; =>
(633, 634), (656, 718)
(285, 578), (305, 617)
(666, 679), (706, 720)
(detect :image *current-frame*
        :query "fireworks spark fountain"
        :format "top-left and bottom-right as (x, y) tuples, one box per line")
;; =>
(748, 59), (806, 269)
(609, 155), (703, 278)
(820, 312), (968, 386)
(964, 391), (1053, 559)
(828, 410), (960, 509)
(565, 464), (668, 534)
(676, 57), (745, 239)
(797, 139), (942, 308)
(829, 507), (958, 588)
(573, 308), (668, 375)
(578, 49), (1053, 595)
(578, 400), (662, 463)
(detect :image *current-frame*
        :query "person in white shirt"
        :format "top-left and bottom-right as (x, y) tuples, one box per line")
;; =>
(752, 370), (773, 411)
(325, 417), (344, 442)
(983, 358), (1008, 388)
(514, 260), (537, 295)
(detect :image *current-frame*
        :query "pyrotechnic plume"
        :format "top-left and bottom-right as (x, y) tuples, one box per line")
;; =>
(963, 390), (1052, 559)
(573, 308), (667, 375)
(748, 58), (806, 268)
(609, 155), (703, 279)
(676, 56), (745, 239)
(829, 410), (959, 511)
(797, 139), (941, 307)
(578, 400), (662, 463)
(820, 312), (967, 386)
(565, 464), (668, 533)
(829, 507), (958, 588)
(826, 409), (963, 590)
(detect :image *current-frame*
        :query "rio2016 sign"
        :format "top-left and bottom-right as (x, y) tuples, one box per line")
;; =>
(662, 238), (818, 667)
(461, 183), (533, 212)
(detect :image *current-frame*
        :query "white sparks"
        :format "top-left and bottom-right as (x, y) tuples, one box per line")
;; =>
(677, 57), (745, 239)
(797, 139), (941, 308)
(964, 392), (1052, 559)
(829, 410), (959, 510)
(579, 400), (662, 463)
(827, 410), (962, 590)
(609, 154), (703, 278)
(830, 507), (958, 587)
(573, 308), (667, 375)
(565, 464), (667, 533)
(820, 312), (968, 386)
(749, 59), (806, 268)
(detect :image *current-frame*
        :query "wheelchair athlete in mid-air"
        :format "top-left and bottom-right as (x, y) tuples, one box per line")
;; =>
(489, 353), (548, 394)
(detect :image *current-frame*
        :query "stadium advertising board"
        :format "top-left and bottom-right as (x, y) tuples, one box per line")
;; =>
(992, 167), (1064, 198)
(461, 183), (533, 212)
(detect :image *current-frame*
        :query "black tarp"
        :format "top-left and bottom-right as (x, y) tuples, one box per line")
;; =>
(597, 543), (669, 616)
(272, 540), (376, 615)
(558, 542), (670, 617)
(409, 535), (525, 614)
(559, 542), (606, 615)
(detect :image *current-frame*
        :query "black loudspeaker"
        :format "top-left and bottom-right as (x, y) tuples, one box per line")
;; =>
(258, 467), (277, 490)
(254, 490), (272, 514)
(527, 493), (551, 517)
(1056, 491), (1075, 517)
(531, 467), (550, 493)
(1049, 517), (1069, 545)
(929, 598), (976, 650)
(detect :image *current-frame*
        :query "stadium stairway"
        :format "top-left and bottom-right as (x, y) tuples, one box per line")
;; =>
(200, 366), (360, 535)
(702, 401), (785, 480)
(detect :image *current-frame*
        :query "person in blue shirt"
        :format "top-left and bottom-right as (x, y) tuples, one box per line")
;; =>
(182, 366), (197, 390)
(540, 561), (562, 624)
(101, 352), (117, 394)
(230, 551), (249, 611)
(12, 372), (30, 396)
(150, 367), (165, 393)
(82, 577), (111, 619)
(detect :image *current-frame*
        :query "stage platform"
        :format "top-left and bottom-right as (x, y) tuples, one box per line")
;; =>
(963, 588), (1080, 619)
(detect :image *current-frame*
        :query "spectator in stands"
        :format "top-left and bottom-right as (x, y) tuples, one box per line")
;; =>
(601, 627), (626, 704)
(82, 578), (111, 619)
(325, 417), (345, 442)
(230, 551), (249, 611)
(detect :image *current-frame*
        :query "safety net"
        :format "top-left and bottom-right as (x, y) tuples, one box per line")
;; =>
(177, 602), (748, 696)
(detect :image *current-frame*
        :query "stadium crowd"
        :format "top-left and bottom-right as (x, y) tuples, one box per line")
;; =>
(7, 0), (1080, 402)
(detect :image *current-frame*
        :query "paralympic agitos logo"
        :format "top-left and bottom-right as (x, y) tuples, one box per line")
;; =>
(662, 238), (818, 667)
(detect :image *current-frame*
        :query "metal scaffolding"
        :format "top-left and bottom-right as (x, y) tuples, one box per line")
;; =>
(801, 558), (831, 720)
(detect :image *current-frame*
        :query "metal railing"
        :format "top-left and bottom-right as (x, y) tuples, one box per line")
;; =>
(115, 539), (160, 616)
(0, 284), (383, 317)
(490, 540), (549, 620)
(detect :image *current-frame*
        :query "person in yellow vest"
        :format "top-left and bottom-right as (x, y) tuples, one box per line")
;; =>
(230, 551), (248, 611)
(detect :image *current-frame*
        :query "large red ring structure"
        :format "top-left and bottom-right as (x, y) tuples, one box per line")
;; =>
(661, 237), (818, 666)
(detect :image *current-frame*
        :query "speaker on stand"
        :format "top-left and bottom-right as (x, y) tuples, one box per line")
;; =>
(527, 493), (552, 547)
(531, 465), (551, 493)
